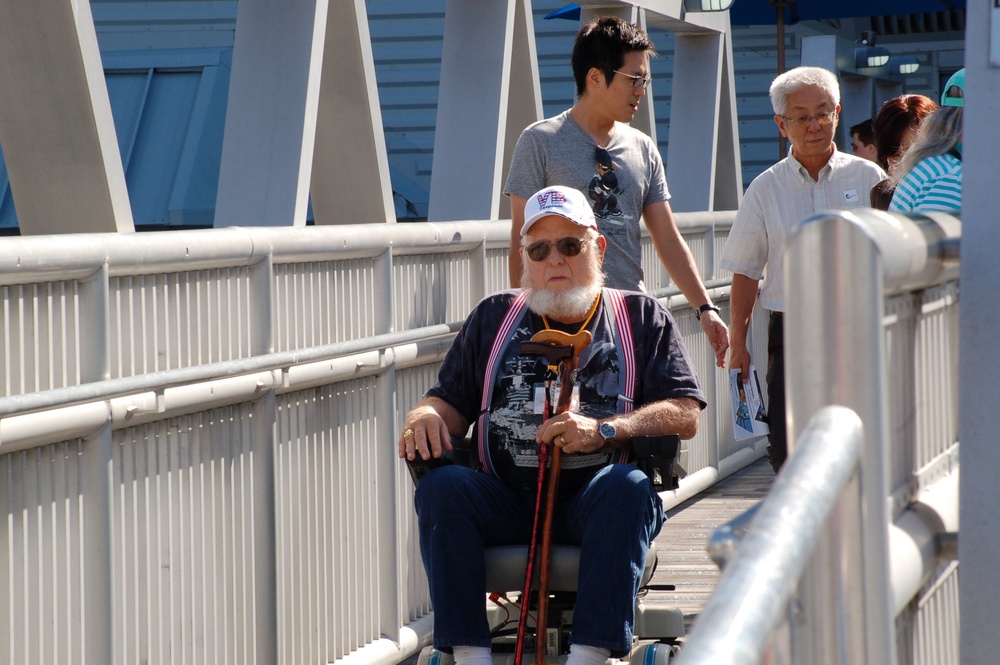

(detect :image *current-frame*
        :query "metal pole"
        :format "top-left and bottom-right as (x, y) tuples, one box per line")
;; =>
(80, 424), (114, 665)
(675, 406), (863, 665)
(250, 392), (278, 664)
(783, 211), (897, 665)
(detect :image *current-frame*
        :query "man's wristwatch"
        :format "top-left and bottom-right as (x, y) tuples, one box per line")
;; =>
(598, 421), (617, 447)
(695, 303), (722, 321)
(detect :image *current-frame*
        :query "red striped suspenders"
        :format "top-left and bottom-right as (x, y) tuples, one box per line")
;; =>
(604, 288), (635, 464)
(477, 291), (530, 471)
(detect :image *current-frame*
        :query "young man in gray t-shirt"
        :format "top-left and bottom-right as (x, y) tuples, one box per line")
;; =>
(504, 16), (729, 367)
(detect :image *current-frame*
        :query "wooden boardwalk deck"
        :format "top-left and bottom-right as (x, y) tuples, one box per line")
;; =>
(647, 458), (776, 637)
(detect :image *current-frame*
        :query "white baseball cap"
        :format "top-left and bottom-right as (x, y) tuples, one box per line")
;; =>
(521, 186), (598, 236)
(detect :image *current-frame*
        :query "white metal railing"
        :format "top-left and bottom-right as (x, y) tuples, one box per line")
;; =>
(679, 405), (864, 665)
(676, 210), (961, 665)
(0, 213), (768, 665)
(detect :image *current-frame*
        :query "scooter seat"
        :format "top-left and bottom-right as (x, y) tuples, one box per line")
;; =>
(484, 544), (657, 594)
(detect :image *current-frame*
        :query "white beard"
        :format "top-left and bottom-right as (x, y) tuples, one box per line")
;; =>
(525, 284), (602, 320)
(520, 236), (605, 321)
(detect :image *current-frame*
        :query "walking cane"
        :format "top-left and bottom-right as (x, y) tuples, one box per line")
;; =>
(516, 329), (592, 665)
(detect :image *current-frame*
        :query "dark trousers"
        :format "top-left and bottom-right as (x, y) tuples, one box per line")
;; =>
(414, 463), (664, 656)
(765, 311), (786, 473)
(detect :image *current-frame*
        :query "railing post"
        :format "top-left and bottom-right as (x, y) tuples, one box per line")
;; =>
(783, 212), (895, 665)
(80, 259), (113, 662)
(80, 424), (114, 665)
(249, 248), (275, 356)
(250, 390), (278, 664)
(79, 261), (110, 382)
(375, 246), (394, 335)
(377, 357), (402, 643)
(379, 241), (402, 642)
(471, 237), (487, 306)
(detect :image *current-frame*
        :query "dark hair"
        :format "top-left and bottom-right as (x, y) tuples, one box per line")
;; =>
(849, 118), (874, 145)
(871, 94), (939, 171)
(572, 16), (656, 98)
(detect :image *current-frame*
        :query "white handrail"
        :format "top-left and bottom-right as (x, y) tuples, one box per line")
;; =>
(676, 406), (864, 665)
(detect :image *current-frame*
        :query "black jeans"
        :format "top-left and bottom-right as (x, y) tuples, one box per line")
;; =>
(765, 311), (786, 473)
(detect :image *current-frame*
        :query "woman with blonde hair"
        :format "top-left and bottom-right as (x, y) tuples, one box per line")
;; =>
(889, 69), (964, 212)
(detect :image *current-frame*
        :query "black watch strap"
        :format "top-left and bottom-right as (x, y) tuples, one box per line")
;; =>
(695, 303), (721, 321)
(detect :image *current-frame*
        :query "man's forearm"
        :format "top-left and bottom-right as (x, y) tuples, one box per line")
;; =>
(602, 397), (701, 441)
(729, 273), (760, 347)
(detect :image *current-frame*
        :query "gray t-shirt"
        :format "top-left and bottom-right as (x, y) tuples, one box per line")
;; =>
(504, 110), (670, 291)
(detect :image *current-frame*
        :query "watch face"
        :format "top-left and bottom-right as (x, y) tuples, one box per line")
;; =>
(599, 422), (616, 441)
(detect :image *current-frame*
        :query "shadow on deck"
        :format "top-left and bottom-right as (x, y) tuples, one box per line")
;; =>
(648, 458), (775, 637)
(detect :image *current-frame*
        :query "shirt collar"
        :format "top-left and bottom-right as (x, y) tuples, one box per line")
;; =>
(786, 142), (841, 183)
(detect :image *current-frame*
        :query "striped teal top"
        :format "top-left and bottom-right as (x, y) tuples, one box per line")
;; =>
(889, 153), (962, 212)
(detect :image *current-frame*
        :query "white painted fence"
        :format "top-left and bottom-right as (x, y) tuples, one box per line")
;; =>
(0, 214), (759, 665)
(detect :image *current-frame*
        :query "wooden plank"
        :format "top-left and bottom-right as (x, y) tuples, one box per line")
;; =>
(648, 459), (775, 637)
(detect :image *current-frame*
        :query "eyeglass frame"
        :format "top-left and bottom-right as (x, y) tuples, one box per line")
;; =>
(613, 70), (651, 89)
(778, 111), (838, 128)
(523, 236), (593, 262)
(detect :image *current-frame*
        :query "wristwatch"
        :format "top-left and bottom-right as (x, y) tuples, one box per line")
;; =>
(695, 303), (722, 321)
(598, 421), (617, 446)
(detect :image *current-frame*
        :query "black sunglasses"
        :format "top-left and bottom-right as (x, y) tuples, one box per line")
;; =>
(524, 237), (591, 262)
(594, 147), (618, 190)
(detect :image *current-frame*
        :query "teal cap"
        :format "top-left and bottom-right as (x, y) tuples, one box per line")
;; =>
(941, 68), (965, 107)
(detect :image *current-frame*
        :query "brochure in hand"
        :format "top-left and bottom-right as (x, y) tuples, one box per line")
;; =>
(729, 365), (770, 441)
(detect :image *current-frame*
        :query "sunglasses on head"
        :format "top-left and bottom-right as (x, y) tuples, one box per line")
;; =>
(524, 236), (590, 262)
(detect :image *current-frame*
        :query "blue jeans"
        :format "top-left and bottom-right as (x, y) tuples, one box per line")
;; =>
(414, 463), (665, 657)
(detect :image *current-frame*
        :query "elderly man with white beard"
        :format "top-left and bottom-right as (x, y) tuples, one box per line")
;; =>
(398, 185), (705, 665)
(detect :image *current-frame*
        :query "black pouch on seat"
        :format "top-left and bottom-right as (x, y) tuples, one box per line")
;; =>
(631, 435), (681, 491)
(405, 454), (453, 488)
(404, 436), (474, 488)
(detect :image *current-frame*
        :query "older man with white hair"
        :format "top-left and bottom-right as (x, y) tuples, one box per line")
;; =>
(399, 185), (705, 665)
(721, 66), (885, 473)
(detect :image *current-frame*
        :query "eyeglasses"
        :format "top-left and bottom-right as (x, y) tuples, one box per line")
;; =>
(594, 147), (618, 189)
(779, 111), (838, 128)
(524, 237), (591, 262)
(614, 70), (651, 89)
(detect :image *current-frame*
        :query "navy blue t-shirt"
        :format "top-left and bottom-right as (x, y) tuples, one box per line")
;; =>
(426, 290), (706, 491)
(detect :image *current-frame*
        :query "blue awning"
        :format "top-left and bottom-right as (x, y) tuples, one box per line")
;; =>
(729, 0), (965, 26)
(544, 1), (966, 26)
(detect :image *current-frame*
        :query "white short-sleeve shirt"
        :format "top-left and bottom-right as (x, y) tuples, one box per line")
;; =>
(720, 148), (885, 312)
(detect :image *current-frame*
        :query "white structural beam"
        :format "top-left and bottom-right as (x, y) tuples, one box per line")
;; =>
(711, 24), (742, 212)
(0, 0), (134, 235)
(497, 0), (544, 222)
(960, 1), (1000, 663)
(214, 0), (329, 228)
(311, 0), (395, 224)
(428, 0), (523, 222)
(666, 25), (741, 211)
